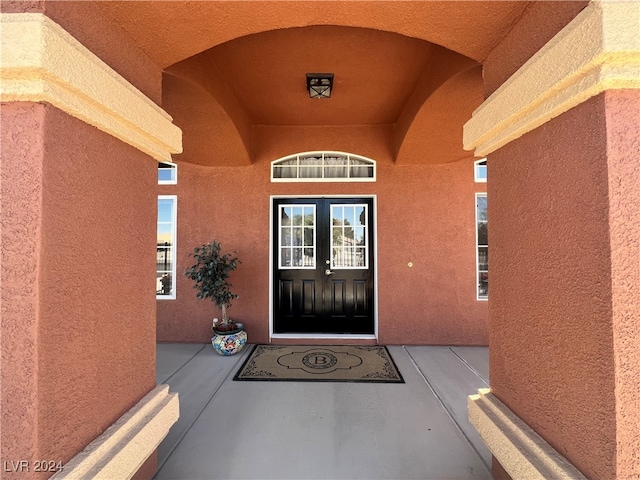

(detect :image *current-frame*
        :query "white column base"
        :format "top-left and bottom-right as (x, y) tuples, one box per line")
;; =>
(51, 384), (179, 480)
(468, 389), (587, 480)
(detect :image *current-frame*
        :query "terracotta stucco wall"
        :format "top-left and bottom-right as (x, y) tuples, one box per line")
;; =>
(488, 94), (616, 479)
(157, 126), (488, 345)
(1, 101), (159, 477)
(1, 102), (46, 470)
(605, 89), (640, 479)
(1, 3), (164, 476)
(38, 104), (158, 464)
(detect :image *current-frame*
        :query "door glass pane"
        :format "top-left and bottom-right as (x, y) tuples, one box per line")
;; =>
(344, 206), (355, 227)
(280, 248), (291, 267)
(303, 248), (314, 266)
(356, 205), (366, 225)
(293, 227), (303, 246)
(304, 226), (314, 246)
(281, 207), (291, 226)
(292, 207), (303, 225)
(303, 207), (314, 246)
(333, 226), (343, 247)
(281, 227), (291, 246)
(331, 204), (368, 269)
(279, 205), (315, 269)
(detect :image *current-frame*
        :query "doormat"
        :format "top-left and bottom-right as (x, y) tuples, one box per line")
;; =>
(233, 345), (404, 383)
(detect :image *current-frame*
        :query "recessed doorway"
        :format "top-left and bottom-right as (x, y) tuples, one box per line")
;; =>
(272, 197), (375, 335)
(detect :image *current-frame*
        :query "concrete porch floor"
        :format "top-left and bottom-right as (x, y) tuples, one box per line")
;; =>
(154, 344), (490, 480)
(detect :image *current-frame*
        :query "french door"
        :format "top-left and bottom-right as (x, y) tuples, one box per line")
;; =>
(273, 197), (375, 334)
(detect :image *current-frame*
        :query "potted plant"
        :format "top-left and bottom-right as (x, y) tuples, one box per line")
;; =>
(184, 240), (247, 355)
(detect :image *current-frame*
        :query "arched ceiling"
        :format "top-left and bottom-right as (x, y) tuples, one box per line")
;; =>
(98, 1), (530, 68)
(97, 1), (533, 166)
(171, 26), (437, 127)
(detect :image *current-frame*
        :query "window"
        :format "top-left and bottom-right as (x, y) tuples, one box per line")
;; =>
(272, 151), (375, 182)
(476, 193), (488, 300)
(158, 162), (177, 184)
(157, 162), (177, 299)
(278, 205), (316, 269)
(157, 196), (177, 299)
(474, 159), (487, 183)
(331, 204), (369, 269)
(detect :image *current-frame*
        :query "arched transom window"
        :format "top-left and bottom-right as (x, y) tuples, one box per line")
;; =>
(271, 151), (376, 182)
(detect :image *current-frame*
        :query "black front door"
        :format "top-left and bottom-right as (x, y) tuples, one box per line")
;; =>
(273, 197), (375, 334)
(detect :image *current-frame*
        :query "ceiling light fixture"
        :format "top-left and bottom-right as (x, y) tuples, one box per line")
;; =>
(306, 73), (334, 99)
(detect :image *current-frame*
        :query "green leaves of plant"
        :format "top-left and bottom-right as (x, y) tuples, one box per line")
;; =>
(184, 241), (240, 310)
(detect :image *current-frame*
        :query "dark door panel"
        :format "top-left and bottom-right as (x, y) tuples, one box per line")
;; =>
(273, 197), (374, 334)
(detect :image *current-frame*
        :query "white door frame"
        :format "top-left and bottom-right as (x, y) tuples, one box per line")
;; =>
(269, 194), (378, 341)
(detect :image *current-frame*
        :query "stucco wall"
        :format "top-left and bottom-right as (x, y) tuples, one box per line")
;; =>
(37, 104), (158, 465)
(157, 127), (488, 345)
(1, 102), (159, 476)
(1, 102), (45, 471)
(488, 94), (616, 479)
(605, 89), (640, 479)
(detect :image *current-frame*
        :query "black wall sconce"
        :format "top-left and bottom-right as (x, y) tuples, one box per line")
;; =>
(306, 73), (334, 98)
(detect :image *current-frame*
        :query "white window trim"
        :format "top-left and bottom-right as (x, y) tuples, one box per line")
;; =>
(158, 162), (178, 185)
(157, 195), (177, 300)
(476, 192), (488, 301)
(474, 158), (487, 183)
(277, 204), (317, 270)
(271, 151), (376, 182)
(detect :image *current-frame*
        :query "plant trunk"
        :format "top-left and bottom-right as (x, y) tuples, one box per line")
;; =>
(221, 304), (229, 324)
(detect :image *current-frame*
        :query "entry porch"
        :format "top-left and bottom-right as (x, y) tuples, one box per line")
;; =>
(155, 344), (490, 479)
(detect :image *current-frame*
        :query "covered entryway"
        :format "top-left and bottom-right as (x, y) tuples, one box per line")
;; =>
(273, 197), (375, 335)
(4, 2), (639, 480)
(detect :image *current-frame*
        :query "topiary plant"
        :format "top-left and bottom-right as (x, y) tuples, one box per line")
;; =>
(184, 241), (241, 333)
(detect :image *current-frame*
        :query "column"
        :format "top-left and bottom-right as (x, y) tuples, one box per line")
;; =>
(464, 1), (639, 478)
(1, 8), (181, 479)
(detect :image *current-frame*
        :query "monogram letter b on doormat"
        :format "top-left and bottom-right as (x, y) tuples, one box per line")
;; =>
(234, 345), (404, 383)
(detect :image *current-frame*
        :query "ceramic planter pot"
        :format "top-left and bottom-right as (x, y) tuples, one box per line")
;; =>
(212, 330), (247, 356)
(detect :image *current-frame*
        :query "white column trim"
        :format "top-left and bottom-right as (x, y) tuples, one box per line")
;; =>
(464, 0), (640, 156)
(468, 389), (587, 480)
(50, 384), (179, 480)
(0, 13), (182, 162)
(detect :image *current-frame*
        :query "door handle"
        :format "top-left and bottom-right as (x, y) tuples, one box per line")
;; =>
(325, 269), (334, 276)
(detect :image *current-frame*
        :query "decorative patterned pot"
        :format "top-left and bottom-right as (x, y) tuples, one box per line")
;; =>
(212, 330), (247, 356)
